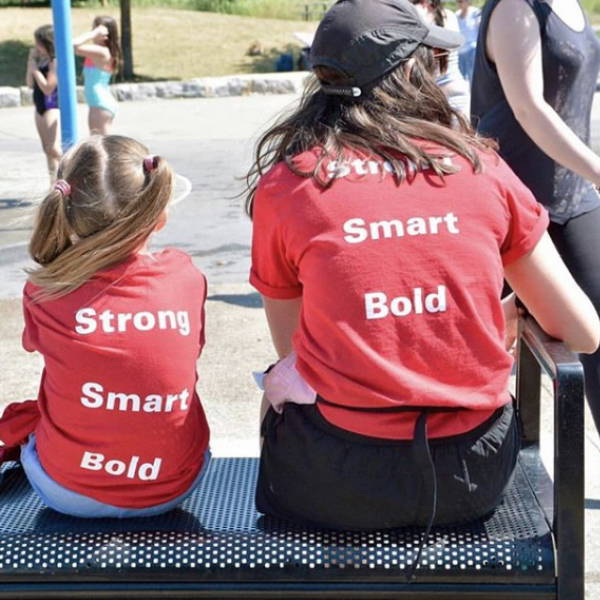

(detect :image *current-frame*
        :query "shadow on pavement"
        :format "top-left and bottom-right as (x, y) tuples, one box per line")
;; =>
(207, 292), (262, 308)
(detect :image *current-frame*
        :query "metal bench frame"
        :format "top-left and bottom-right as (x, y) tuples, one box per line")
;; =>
(0, 316), (585, 599)
(516, 316), (585, 600)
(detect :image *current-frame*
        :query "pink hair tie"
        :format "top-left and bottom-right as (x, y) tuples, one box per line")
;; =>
(143, 155), (158, 173)
(54, 179), (71, 197)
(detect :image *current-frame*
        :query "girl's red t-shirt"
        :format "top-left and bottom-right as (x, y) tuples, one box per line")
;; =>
(250, 148), (549, 439)
(22, 249), (210, 508)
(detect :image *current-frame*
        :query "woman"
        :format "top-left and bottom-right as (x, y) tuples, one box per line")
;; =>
(246, 0), (599, 537)
(26, 25), (61, 184)
(455, 0), (481, 81)
(73, 16), (121, 134)
(410, 0), (471, 114)
(471, 0), (600, 435)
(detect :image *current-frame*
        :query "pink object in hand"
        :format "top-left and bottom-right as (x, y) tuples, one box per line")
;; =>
(264, 351), (317, 413)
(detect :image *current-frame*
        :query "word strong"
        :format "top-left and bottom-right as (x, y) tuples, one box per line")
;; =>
(81, 452), (162, 480)
(365, 286), (447, 320)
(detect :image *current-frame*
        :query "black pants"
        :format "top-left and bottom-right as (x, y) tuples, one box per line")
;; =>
(548, 207), (600, 435)
(257, 402), (519, 531)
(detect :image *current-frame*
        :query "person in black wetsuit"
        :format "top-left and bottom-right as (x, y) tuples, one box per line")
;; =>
(26, 25), (61, 184)
(471, 0), (600, 437)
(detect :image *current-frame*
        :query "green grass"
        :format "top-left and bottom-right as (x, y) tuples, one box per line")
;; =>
(0, 6), (315, 86)
(0, 0), (327, 20)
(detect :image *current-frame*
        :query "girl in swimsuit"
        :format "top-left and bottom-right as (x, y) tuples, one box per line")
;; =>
(73, 16), (121, 135)
(26, 25), (61, 184)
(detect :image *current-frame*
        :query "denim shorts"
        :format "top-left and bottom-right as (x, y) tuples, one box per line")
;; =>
(21, 434), (211, 518)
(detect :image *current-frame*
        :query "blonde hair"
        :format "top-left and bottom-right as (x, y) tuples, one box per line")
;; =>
(28, 135), (173, 299)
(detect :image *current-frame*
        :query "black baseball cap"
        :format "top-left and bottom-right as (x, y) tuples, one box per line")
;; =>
(310, 0), (464, 97)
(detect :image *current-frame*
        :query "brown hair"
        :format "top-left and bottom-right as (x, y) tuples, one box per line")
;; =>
(245, 45), (496, 216)
(34, 25), (55, 60)
(93, 15), (122, 74)
(28, 135), (173, 299)
(409, 0), (445, 26)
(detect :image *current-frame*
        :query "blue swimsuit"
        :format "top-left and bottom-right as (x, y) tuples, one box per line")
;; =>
(83, 58), (118, 116)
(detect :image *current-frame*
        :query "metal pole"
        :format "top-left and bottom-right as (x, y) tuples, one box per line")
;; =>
(51, 0), (78, 150)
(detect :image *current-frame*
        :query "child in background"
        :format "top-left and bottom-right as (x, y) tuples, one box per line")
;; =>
(26, 25), (61, 184)
(0, 135), (210, 518)
(73, 16), (121, 134)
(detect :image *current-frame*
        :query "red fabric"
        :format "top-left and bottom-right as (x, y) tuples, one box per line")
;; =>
(20, 249), (210, 508)
(250, 148), (548, 439)
(0, 400), (40, 448)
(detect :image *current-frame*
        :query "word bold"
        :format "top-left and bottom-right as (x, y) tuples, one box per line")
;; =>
(365, 286), (447, 320)
(80, 451), (162, 480)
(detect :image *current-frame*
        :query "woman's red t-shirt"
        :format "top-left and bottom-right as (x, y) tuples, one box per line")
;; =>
(22, 249), (210, 508)
(250, 148), (549, 439)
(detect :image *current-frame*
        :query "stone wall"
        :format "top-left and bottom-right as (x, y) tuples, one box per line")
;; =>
(0, 72), (311, 109)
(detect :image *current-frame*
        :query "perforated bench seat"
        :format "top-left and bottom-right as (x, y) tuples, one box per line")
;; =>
(0, 452), (556, 599)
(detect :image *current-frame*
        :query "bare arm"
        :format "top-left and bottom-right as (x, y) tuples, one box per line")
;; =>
(73, 26), (111, 64)
(487, 0), (600, 185)
(261, 296), (302, 359)
(259, 295), (302, 428)
(25, 49), (36, 88)
(30, 59), (57, 95)
(504, 232), (600, 353)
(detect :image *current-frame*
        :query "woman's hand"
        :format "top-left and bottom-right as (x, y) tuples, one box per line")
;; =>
(93, 25), (109, 43)
(27, 48), (38, 71)
(502, 292), (521, 353)
(263, 351), (317, 413)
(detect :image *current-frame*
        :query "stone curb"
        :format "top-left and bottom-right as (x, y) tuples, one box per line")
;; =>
(1, 72), (311, 109)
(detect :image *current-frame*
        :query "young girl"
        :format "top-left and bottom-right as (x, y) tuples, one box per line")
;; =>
(26, 25), (61, 184)
(0, 135), (210, 518)
(73, 16), (121, 134)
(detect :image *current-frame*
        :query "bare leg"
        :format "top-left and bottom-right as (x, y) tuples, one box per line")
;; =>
(34, 109), (61, 184)
(88, 107), (114, 135)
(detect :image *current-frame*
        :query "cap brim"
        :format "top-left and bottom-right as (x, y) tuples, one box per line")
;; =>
(422, 24), (464, 50)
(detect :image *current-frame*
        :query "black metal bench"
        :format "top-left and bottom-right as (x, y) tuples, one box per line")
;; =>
(0, 316), (584, 599)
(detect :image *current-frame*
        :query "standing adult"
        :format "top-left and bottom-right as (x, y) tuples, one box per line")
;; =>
(471, 0), (600, 435)
(73, 16), (121, 134)
(247, 0), (598, 536)
(410, 0), (471, 114)
(26, 25), (61, 185)
(456, 0), (481, 82)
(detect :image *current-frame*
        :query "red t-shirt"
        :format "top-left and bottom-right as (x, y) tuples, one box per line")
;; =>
(250, 148), (549, 439)
(22, 249), (210, 508)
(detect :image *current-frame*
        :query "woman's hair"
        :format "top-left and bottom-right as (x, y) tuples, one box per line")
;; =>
(428, 0), (446, 26)
(34, 25), (55, 59)
(409, 0), (445, 26)
(244, 45), (496, 216)
(28, 135), (173, 299)
(93, 15), (122, 74)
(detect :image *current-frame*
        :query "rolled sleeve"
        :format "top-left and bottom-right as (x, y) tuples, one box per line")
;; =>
(249, 176), (303, 300)
(499, 169), (550, 266)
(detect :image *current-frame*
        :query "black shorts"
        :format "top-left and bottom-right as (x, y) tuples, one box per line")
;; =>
(257, 401), (519, 531)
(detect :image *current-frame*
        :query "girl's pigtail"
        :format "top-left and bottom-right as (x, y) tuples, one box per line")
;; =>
(29, 187), (72, 266)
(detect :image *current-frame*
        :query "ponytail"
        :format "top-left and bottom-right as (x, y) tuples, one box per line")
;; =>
(27, 136), (173, 300)
(29, 189), (72, 266)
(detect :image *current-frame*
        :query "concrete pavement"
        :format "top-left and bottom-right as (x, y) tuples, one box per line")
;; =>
(1, 93), (600, 597)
